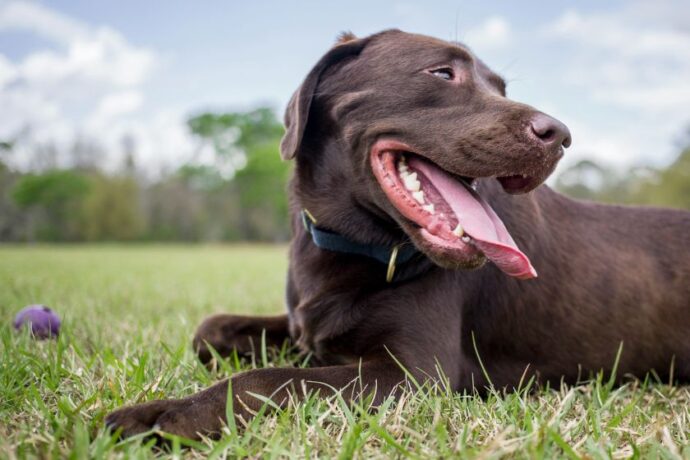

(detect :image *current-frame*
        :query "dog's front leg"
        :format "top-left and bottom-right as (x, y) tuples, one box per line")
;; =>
(193, 314), (291, 364)
(105, 359), (406, 440)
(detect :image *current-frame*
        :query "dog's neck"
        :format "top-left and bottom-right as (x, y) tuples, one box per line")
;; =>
(299, 208), (427, 283)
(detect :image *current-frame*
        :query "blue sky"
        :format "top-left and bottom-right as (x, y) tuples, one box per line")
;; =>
(1, 0), (689, 176)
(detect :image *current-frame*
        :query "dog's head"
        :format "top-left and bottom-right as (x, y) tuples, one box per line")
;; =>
(282, 30), (571, 279)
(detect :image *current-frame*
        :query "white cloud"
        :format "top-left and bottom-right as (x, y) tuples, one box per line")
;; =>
(549, 9), (690, 58)
(90, 108), (197, 172)
(0, 1), (191, 173)
(94, 91), (144, 119)
(0, 0), (86, 44)
(540, 6), (690, 169)
(545, 9), (690, 114)
(0, 54), (17, 88)
(464, 17), (511, 50)
(19, 27), (155, 88)
(0, 85), (66, 138)
(553, 117), (643, 169)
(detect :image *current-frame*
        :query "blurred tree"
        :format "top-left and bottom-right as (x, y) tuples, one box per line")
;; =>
(555, 159), (610, 201)
(555, 142), (690, 210)
(144, 176), (208, 241)
(633, 147), (690, 209)
(28, 142), (60, 172)
(120, 134), (141, 180)
(80, 174), (145, 241)
(0, 147), (29, 241)
(187, 108), (290, 240)
(176, 164), (226, 191)
(554, 159), (643, 204)
(12, 170), (90, 241)
(234, 139), (292, 240)
(188, 108), (284, 156)
(69, 137), (103, 172)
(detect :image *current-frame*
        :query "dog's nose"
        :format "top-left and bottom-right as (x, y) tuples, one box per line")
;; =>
(529, 114), (572, 148)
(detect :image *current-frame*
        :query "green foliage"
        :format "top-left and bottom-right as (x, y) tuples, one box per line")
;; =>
(188, 108), (285, 152)
(12, 170), (90, 209)
(187, 107), (291, 241)
(234, 140), (292, 240)
(80, 174), (144, 241)
(0, 158), (26, 241)
(176, 164), (227, 191)
(144, 176), (215, 241)
(633, 148), (690, 209)
(555, 147), (690, 210)
(12, 170), (91, 241)
(1, 107), (292, 242)
(10, 171), (147, 241)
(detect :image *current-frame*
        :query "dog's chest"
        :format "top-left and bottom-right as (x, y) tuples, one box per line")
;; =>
(287, 293), (368, 365)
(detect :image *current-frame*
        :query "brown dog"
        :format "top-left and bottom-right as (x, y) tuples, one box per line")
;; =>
(106, 30), (690, 440)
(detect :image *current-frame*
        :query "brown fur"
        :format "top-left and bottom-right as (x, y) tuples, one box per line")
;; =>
(336, 30), (357, 44)
(106, 30), (690, 441)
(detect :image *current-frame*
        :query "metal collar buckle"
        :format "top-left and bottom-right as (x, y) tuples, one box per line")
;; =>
(386, 244), (401, 283)
(302, 208), (415, 284)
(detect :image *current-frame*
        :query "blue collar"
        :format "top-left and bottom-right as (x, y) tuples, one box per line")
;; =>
(301, 209), (423, 283)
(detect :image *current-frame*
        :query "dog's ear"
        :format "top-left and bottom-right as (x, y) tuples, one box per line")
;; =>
(280, 35), (367, 160)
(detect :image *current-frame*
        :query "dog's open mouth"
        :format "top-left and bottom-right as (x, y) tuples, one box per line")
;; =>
(371, 140), (537, 280)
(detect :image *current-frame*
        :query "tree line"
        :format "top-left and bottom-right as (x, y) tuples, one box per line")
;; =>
(0, 108), (291, 242)
(0, 109), (688, 243)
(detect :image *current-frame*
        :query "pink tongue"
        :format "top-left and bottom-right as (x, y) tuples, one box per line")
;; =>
(410, 159), (537, 279)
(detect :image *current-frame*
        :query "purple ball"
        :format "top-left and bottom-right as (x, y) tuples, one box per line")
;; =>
(13, 305), (61, 339)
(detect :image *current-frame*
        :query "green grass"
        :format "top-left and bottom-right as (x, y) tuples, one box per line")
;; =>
(1, 245), (688, 459)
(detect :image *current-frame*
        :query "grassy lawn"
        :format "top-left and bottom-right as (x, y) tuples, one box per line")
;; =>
(1, 245), (688, 458)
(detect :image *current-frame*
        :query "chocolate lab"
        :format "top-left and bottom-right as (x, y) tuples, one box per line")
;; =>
(106, 30), (690, 440)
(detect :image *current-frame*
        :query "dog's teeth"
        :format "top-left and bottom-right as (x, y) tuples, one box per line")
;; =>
(412, 190), (425, 204)
(423, 204), (435, 214)
(461, 235), (470, 243)
(398, 163), (408, 173)
(452, 223), (464, 237)
(403, 173), (420, 192)
(470, 180), (478, 191)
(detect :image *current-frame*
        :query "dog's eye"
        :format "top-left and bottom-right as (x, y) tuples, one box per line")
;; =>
(430, 68), (454, 81)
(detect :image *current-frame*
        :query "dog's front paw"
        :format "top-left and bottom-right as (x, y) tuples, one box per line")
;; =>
(106, 394), (226, 440)
(193, 314), (259, 364)
(105, 399), (181, 439)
